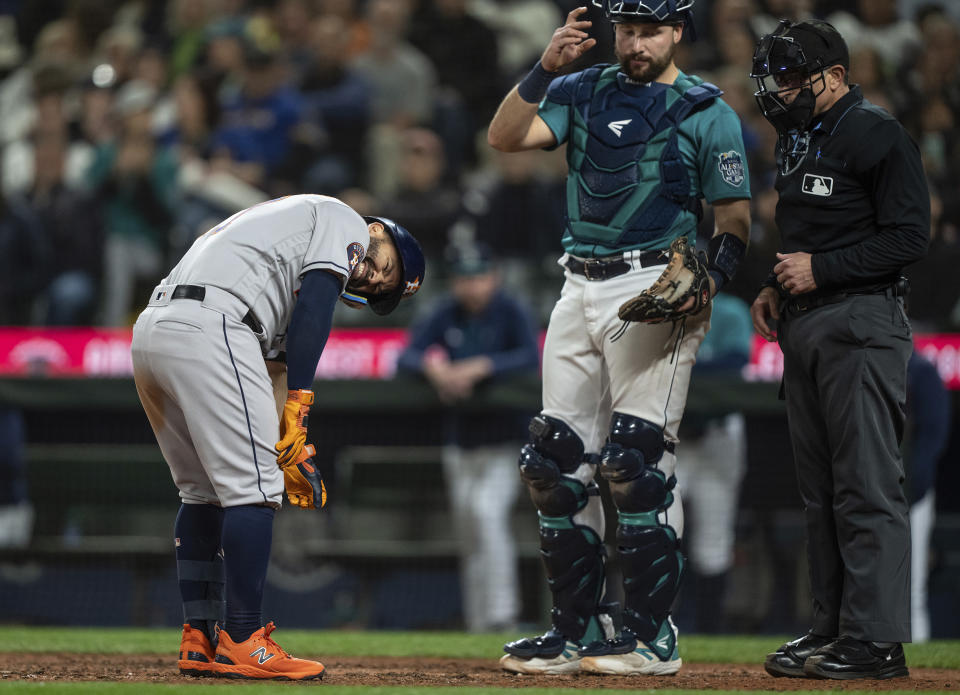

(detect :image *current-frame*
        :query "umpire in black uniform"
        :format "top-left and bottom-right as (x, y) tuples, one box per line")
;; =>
(748, 20), (929, 680)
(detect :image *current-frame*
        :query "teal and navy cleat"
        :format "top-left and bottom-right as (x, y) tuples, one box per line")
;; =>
(579, 618), (682, 675)
(500, 629), (583, 674)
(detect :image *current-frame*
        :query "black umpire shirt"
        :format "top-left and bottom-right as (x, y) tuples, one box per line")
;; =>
(772, 85), (929, 292)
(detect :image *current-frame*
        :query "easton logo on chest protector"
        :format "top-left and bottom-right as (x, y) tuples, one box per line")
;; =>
(608, 119), (632, 137)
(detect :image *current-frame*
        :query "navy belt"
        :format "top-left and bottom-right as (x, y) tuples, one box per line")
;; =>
(171, 285), (263, 333)
(565, 249), (667, 281)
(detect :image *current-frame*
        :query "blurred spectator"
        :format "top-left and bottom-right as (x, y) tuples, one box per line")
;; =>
(209, 31), (303, 194)
(675, 293), (753, 634)
(396, 241), (539, 632)
(0, 186), (48, 324)
(905, 349), (951, 642)
(898, 9), (960, 183)
(86, 80), (178, 326)
(827, 0), (922, 80)
(163, 0), (216, 80)
(295, 13), (372, 193)
(379, 127), (461, 261)
(1, 61), (94, 196)
(271, 0), (317, 81)
(0, 20), (83, 148)
(351, 0), (436, 196)
(408, 0), (502, 173)
(316, 0), (372, 59)
(468, 0), (562, 83)
(28, 130), (104, 325)
(454, 147), (562, 280)
(0, 409), (31, 549)
(350, 0), (435, 129)
(93, 24), (144, 89)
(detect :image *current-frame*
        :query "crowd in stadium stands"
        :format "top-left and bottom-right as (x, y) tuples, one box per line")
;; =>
(0, 0), (957, 329)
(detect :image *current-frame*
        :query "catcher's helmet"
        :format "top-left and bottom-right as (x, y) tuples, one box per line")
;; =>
(359, 216), (425, 316)
(592, 0), (697, 39)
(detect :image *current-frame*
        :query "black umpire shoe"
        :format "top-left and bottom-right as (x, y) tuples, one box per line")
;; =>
(764, 633), (835, 678)
(804, 636), (909, 680)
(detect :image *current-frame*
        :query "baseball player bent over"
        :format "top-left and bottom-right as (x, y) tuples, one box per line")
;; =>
(487, 1), (751, 675)
(131, 194), (425, 680)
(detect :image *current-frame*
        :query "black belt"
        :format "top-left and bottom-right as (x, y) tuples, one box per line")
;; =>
(565, 249), (667, 281)
(785, 278), (908, 314)
(171, 285), (263, 333)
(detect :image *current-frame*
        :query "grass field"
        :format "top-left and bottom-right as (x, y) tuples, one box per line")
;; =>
(1, 628), (958, 694)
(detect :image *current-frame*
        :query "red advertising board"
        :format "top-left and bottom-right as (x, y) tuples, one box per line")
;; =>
(1, 328), (959, 388)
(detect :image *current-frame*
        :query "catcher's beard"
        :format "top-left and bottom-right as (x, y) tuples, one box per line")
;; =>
(616, 40), (677, 83)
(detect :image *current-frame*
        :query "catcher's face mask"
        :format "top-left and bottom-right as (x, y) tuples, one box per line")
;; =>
(751, 21), (828, 132)
(751, 19), (849, 175)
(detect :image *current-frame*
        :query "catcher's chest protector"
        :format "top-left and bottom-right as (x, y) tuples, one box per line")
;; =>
(566, 66), (721, 248)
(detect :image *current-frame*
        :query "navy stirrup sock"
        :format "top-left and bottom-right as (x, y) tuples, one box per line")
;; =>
(221, 505), (276, 643)
(175, 503), (225, 645)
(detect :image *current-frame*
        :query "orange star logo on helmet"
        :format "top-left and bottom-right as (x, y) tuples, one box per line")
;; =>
(403, 277), (421, 296)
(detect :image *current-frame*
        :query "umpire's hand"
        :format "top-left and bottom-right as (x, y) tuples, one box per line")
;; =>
(751, 286), (780, 342)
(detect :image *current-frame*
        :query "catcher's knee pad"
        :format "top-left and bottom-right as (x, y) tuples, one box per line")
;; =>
(599, 413), (683, 643)
(598, 412), (676, 514)
(518, 415), (589, 517)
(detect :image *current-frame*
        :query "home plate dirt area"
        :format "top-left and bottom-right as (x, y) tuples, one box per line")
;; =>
(1, 653), (957, 689)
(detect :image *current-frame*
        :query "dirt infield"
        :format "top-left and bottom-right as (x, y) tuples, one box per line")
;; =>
(1, 653), (957, 689)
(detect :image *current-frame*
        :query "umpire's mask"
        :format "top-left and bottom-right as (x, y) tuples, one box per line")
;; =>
(750, 19), (849, 174)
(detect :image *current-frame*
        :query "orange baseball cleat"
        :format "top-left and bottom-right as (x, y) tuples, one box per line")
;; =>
(177, 623), (218, 677)
(213, 622), (324, 680)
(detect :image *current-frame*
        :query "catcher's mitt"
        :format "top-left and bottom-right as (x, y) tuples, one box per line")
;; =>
(618, 237), (711, 324)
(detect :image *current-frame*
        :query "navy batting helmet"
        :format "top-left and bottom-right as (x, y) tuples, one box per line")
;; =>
(361, 216), (425, 315)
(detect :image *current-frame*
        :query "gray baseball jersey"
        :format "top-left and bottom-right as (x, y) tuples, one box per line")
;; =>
(166, 194), (368, 354)
(132, 194), (367, 507)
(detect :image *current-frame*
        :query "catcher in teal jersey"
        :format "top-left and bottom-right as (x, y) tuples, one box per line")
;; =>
(487, 0), (751, 676)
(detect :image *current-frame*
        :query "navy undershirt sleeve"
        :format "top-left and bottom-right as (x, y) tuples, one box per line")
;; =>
(285, 270), (342, 390)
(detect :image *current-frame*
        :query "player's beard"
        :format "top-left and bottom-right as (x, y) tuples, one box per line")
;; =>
(616, 41), (676, 83)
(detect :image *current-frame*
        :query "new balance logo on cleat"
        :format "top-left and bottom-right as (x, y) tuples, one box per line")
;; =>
(249, 647), (275, 665)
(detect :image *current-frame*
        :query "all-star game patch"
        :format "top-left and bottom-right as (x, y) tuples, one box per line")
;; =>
(718, 150), (745, 187)
(347, 241), (365, 273)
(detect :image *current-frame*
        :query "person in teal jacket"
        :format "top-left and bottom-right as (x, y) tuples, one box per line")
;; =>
(488, 0), (751, 676)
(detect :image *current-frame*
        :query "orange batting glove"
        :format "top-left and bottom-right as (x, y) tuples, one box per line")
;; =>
(280, 444), (327, 509)
(276, 389), (313, 466)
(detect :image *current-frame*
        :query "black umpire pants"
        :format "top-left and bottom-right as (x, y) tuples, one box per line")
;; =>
(778, 290), (912, 643)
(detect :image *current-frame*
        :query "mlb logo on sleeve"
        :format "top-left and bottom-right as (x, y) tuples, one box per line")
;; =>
(802, 174), (833, 197)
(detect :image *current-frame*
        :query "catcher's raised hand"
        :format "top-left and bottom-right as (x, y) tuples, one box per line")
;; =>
(541, 7), (597, 72)
(280, 444), (327, 509)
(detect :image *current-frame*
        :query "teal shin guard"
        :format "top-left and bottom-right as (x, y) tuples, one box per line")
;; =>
(618, 510), (684, 659)
(540, 514), (607, 646)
